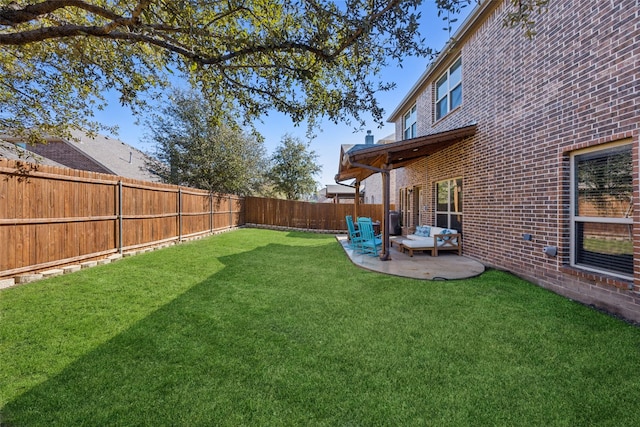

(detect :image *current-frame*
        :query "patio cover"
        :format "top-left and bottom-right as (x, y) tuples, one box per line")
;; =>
(335, 123), (477, 182)
(335, 123), (477, 260)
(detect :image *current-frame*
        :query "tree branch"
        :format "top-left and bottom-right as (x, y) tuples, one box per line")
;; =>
(0, 0), (122, 26)
(327, 0), (403, 60)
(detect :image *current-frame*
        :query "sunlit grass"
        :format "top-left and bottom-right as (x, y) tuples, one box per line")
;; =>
(584, 236), (633, 254)
(1, 228), (640, 425)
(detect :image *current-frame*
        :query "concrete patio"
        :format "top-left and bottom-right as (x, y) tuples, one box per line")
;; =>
(336, 235), (485, 280)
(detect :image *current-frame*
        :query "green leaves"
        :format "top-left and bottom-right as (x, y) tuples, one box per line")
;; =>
(0, 0), (547, 139)
(145, 89), (269, 195)
(267, 134), (321, 200)
(0, 0), (427, 138)
(503, 0), (550, 38)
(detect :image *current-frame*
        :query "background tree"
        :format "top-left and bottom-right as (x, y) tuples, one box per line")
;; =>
(577, 147), (633, 216)
(0, 0), (547, 142)
(267, 135), (321, 200)
(146, 89), (268, 195)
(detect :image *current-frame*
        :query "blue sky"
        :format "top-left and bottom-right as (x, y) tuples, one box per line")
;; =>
(93, 1), (473, 187)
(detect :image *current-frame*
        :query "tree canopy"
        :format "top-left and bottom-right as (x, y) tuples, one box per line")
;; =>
(145, 89), (268, 195)
(268, 135), (321, 200)
(0, 0), (548, 141)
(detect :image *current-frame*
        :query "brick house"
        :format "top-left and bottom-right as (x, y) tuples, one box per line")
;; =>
(1, 129), (160, 182)
(338, 0), (640, 322)
(336, 132), (397, 205)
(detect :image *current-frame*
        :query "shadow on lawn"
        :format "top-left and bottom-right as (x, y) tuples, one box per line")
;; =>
(1, 239), (358, 426)
(4, 233), (640, 426)
(285, 230), (340, 240)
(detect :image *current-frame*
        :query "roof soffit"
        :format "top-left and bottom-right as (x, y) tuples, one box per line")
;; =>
(335, 123), (477, 183)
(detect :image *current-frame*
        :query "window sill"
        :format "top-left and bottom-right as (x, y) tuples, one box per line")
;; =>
(433, 104), (463, 127)
(560, 265), (634, 291)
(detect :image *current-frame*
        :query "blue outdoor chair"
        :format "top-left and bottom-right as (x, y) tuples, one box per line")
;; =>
(357, 217), (382, 256)
(345, 215), (364, 252)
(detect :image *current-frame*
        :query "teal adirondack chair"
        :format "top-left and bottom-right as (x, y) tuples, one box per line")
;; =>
(346, 215), (364, 252)
(357, 217), (382, 256)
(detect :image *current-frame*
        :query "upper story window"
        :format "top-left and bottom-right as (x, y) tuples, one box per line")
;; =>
(403, 105), (417, 140)
(571, 142), (633, 279)
(435, 57), (462, 121)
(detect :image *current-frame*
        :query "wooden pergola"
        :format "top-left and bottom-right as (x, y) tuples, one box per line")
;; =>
(335, 123), (477, 260)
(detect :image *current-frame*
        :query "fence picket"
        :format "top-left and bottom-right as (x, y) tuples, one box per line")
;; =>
(1, 159), (390, 278)
(0, 159), (242, 277)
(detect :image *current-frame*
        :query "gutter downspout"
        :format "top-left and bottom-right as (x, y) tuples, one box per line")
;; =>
(354, 181), (360, 219)
(347, 161), (391, 261)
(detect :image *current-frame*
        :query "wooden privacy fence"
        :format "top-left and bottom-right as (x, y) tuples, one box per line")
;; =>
(0, 159), (389, 279)
(245, 196), (389, 232)
(0, 159), (243, 278)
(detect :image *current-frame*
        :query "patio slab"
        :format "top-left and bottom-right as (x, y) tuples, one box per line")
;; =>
(336, 235), (485, 280)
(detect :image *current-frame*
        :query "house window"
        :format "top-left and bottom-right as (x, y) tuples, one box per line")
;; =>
(398, 188), (404, 227)
(403, 105), (417, 140)
(571, 143), (633, 279)
(398, 187), (410, 229)
(412, 186), (421, 228)
(435, 57), (462, 121)
(435, 178), (462, 230)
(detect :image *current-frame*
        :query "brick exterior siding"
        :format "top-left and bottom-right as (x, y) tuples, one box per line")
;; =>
(27, 141), (113, 174)
(363, 170), (398, 206)
(392, 0), (640, 322)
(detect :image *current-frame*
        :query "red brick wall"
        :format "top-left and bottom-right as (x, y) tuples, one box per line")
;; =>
(27, 141), (113, 174)
(394, 0), (640, 322)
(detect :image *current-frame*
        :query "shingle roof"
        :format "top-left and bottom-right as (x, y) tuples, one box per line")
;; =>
(0, 140), (64, 167)
(1, 130), (160, 182)
(66, 129), (160, 182)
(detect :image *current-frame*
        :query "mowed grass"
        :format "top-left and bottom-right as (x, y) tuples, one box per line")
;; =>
(1, 228), (640, 426)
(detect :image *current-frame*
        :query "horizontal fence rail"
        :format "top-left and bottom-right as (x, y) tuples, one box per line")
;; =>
(245, 196), (390, 232)
(0, 159), (243, 278)
(1, 159), (388, 279)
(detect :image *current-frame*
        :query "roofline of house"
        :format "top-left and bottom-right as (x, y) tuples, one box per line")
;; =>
(0, 132), (118, 175)
(386, 0), (497, 123)
(60, 135), (119, 175)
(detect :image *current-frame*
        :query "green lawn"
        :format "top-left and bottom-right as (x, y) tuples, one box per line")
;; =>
(1, 228), (640, 426)
(584, 236), (633, 255)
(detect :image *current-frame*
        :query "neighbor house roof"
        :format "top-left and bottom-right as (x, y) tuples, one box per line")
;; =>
(320, 182), (365, 200)
(1, 129), (160, 182)
(66, 129), (159, 181)
(0, 140), (65, 167)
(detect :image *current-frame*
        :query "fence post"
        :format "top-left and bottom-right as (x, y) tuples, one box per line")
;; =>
(229, 195), (232, 229)
(118, 180), (123, 254)
(178, 187), (182, 241)
(210, 192), (213, 233)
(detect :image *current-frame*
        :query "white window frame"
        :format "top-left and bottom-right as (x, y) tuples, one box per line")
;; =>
(435, 57), (462, 121)
(435, 178), (463, 230)
(399, 187), (410, 229)
(403, 105), (417, 140)
(570, 141), (634, 280)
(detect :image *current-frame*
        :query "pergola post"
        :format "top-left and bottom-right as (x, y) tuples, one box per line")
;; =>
(335, 124), (478, 263)
(380, 167), (391, 260)
(354, 181), (360, 219)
